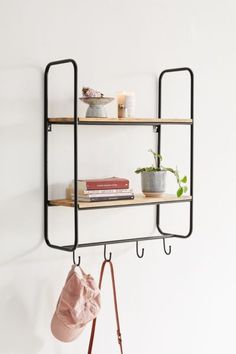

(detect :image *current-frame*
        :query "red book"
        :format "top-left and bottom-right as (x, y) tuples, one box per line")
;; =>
(78, 177), (129, 190)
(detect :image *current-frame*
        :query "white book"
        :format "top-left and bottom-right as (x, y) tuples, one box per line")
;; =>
(72, 191), (134, 199)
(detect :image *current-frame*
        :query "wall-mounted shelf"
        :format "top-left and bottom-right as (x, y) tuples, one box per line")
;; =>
(44, 59), (194, 256)
(48, 194), (192, 210)
(48, 117), (192, 125)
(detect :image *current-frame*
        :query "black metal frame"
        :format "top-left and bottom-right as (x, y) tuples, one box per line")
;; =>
(44, 59), (78, 252)
(44, 59), (194, 255)
(156, 68), (194, 241)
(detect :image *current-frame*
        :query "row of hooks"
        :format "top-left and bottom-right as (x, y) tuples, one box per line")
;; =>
(73, 239), (171, 266)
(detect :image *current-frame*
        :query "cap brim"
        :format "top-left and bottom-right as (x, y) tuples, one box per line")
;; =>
(51, 312), (85, 342)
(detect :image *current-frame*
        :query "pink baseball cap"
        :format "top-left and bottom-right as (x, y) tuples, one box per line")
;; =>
(51, 265), (101, 342)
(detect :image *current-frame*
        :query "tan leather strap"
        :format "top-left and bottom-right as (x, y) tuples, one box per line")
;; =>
(87, 260), (123, 354)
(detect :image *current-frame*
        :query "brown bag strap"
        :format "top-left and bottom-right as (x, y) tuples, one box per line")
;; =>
(87, 260), (123, 354)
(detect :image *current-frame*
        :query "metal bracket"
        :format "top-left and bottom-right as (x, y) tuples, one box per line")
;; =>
(153, 125), (159, 133)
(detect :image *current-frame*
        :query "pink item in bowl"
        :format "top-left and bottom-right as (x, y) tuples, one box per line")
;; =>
(51, 265), (101, 342)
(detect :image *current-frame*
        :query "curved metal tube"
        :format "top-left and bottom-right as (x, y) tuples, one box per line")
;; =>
(44, 59), (78, 252)
(104, 244), (112, 261)
(163, 238), (172, 255)
(136, 241), (145, 258)
(157, 67), (194, 240)
(73, 250), (81, 266)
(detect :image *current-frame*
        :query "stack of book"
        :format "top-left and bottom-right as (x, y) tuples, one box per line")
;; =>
(68, 177), (134, 202)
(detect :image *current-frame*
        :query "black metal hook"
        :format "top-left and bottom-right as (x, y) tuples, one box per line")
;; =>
(163, 238), (172, 255)
(136, 241), (144, 258)
(104, 244), (112, 261)
(73, 250), (81, 266)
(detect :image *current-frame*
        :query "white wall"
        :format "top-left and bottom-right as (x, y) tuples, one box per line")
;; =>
(0, 0), (236, 353)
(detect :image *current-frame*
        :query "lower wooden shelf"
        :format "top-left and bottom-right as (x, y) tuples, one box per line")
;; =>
(48, 194), (192, 210)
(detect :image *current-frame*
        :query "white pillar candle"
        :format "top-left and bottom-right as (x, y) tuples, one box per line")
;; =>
(117, 92), (135, 118)
(125, 92), (135, 117)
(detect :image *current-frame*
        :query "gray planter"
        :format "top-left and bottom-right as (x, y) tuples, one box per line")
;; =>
(141, 171), (166, 196)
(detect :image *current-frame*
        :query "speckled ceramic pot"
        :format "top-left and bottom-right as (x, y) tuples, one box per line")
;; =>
(141, 171), (166, 196)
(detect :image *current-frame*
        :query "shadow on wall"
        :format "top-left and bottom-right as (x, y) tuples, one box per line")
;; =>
(0, 64), (45, 266)
(0, 288), (43, 354)
(0, 189), (44, 266)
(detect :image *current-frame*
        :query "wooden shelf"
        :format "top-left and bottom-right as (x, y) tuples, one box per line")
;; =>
(48, 117), (192, 125)
(48, 194), (192, 210)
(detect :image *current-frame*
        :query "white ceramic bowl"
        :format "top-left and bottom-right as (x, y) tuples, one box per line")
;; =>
(79, 97), (114, 118)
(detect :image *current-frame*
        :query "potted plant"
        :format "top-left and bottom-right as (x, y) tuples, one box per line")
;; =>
(135, 149), (188, 197)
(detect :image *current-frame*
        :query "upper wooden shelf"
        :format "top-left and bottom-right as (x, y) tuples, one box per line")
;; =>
(48, 193), (192, 210)
(48, 117), (192, 126)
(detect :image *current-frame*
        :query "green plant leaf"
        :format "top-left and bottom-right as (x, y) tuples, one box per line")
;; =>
(181, 176), (187, 183)
(148, 149), (162, 159)
(135, 166), (160, 174)
(164, 167), (175, 174)
(177, 187), (183, 197)
(183, 186), (188, 193)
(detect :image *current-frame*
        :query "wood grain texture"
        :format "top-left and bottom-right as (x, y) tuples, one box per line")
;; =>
(48, 117), (192, 125)
(48, 194), (192, 209)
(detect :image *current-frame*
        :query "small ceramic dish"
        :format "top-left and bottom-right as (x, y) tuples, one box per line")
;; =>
(79, 97), (114, 118)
